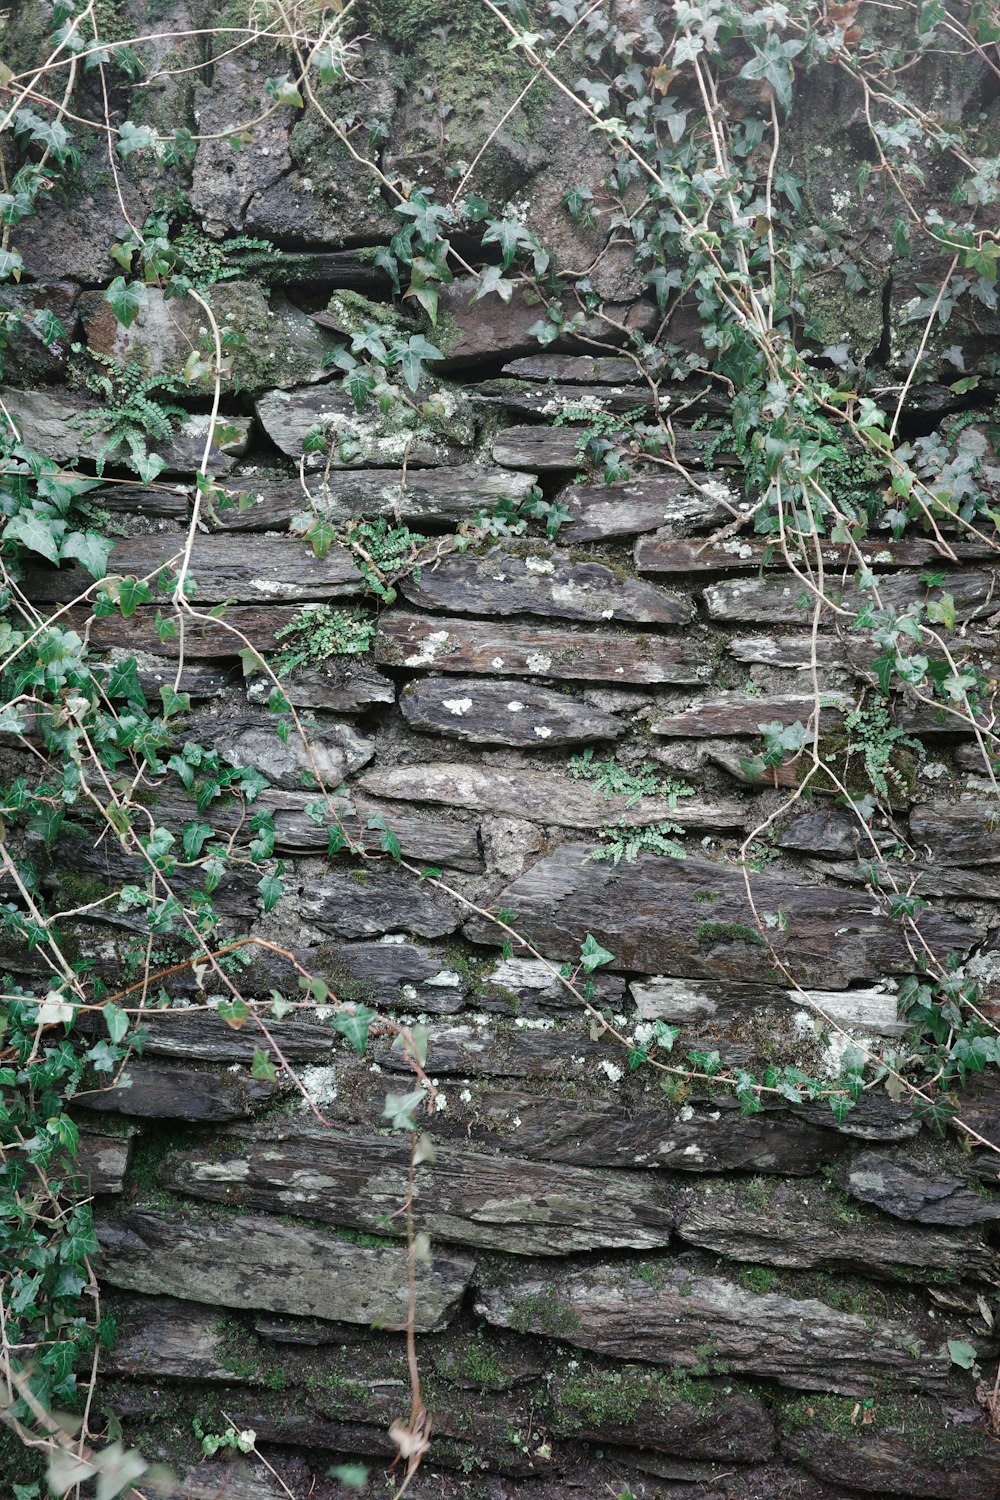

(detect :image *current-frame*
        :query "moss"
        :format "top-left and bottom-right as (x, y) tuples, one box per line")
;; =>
(739, 1265), (777, 1294)
(695, 921), (765, 949)
(324, 290), (404, 336)
(126, 1123), (205, 1199)
(553, 1361), (718, 1437)
(778, 1391), (991, 1465)
(215, 1319), (288, 1391)
(0, 1423), (46, 1486)
(507, 1292), (582, 1339)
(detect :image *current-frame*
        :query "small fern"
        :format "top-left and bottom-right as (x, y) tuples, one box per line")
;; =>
(72, 347), (187, 476)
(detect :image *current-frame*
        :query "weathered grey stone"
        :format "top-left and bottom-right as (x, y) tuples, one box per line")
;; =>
(475, 1261), (958, 1394)
(75, 603), (345, 658)
(102, 1295), (234, 1381)
(159, 1123), (678, 1255)
(188, 713), (374, 791)
(246, 655), (394, 712)
(462, 846), (976, 986)
(360, 763), (745, 831)
(673, 1178), (996, 1282)
(1, 389), (250, 474)
(300, 860), (464, 940)
(255, 384), (474, 467)
(78, 284), (336, 393)
(75, 1060), (275, 1121)
(433, 279), (655, 368)
(630, 977), (907, 1036)
(491, 425), (738, 471)
(503, 355), (640, 383)
(909, 801), (1000, 864)
(75, 1126), (133, 1195)
(400, 675), (623, 746)
(476, 380), (665, 419)
(779, 1396), (1000, 1500)
(96, 1209), (473, 1330)
(311, 937), (473, 1014)
(210, 465), (539, 531)
(839, 1149), (1000, 1227)
(705, 570), (1000, 623)
(23, 533), (363, 604)
(557, 476), (735, 542)
(377, 611), (710, 684)
(651, 692), (851, 738)
(0, 280), (79, 383)
(635, 535), (992, 572)
(401, 543), (693, 624)
(778, 807), (900, 859)
(549, 1360), (774, 1461)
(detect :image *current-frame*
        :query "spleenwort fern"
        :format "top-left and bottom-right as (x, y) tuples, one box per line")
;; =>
(71, 349), (186, 477)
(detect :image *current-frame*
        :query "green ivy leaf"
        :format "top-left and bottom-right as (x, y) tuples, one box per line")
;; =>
(103, 1003), (128, 1044)
(333, 1003), (377, 1055)
(61, 529), (113, 579)
(251, 1046), (279, 1082)
(947, 1338), (977, 1369)
(382, 1088), (426, 1131)
(257, 864), (285, 913)
(105, 277), (148, 329)
(580, 933), (615, 972)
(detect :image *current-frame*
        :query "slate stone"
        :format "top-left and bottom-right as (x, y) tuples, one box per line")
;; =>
(909, 801), (1000, 864)
(255, 384), (473, 467)
(462, 846), (976, 986)
(549, 1360), (774, 1461)
(0, 279), (79, 383)
(73, 604), (346, 658)
(1, 389), (250, 475)
(75, 1126), (133, 1196)
(96, 1209), (473, 1330)
(75, 1060), (276, 1121)
(79, 283), (335, 393)
(360, 763), (745, 831)
(210, 465), (538, 531)
(705, 569), (1000, 623)
(432, 279), (655, 368)
(159, 1123), (679, 1255)
(476, 380), (665, 418)
(630, 977), (906, 1036)
(400, 676), (623, 746)
(839, 1150), (1000, 1226)
(475, 1261), (956, 1394)
(673, 1178), (996, 1282)
(651, 692), (851, 738)
(300, 860), (464, 940)
(557, 476), (735, 542)
(778, 807), (900, 860)
(635, 535), (992, 573)
(102, 1295), (234, 1381)
(22, 533), (363, 605)
(123, 1010), (335, 1065)
(311, 938), (473, 1014)
(188, 712), (374, 790)
(377, 611), (710, 684)
(503, 355), (640, 383)
(401, 543), (694, 624)
(246, 655), (394, 712)
(491, 424), (739, 471)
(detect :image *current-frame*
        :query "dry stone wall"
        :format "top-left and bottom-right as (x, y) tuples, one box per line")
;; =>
(3, 2), (1000, 1498)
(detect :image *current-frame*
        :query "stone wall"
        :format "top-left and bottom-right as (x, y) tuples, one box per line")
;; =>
(3, 2), (1000, 1498)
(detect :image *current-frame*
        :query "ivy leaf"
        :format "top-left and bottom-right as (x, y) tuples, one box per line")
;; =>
(61, 530), (113, 579)
(738, 37), (805, 114)
(105, 277), (148, 329)
(472, 264), (514, 303)
(580, 933), (615, 972)
(0, 247), (24, 282)
(265, 73), (304, 107)
(482, 217), (533, 270)
(182, 821), (214, 859)
(3, 509), (66, 563)
(117, 576), (153, 617)
(333, 1003), (377, 1054)
(251, 1046), (279, 1082)
(116, 121), (157, 158)
(390, 334), (444, 392)
(947, 1339), (977, 1369)
(257, 864), (285, 913)
(382, 1088), (426, 1130)
(103, 1003), (129, 1044)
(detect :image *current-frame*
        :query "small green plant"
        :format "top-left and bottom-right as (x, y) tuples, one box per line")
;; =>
(71, 348), (186, 478)
(191, 1418), (256, 1457)
(589, 820), (687, 864)
(111, 202), (289, 290)
(841, 699), (925, 799)
(270, 605), (375, 676)
(568, 750), (694, 810)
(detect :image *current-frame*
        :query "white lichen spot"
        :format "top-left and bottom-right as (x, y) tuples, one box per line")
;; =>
(525, 652), (552, 673)
(507, 700), (525, 712)
(525, 557), (555, 574)
(404, 629), (450, 667)
(491, 656), (505, 669)
(599, 1060), (623, 1084)
(443, 697), (473, 716)
(298, 1065), (338, 1108)
(533, 724), (553, 739)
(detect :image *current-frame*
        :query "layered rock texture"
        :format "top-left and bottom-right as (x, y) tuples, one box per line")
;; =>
(3, 2), (1000, 1498)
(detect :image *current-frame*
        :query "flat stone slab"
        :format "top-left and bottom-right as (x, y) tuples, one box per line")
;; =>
(838, 1148), (1000, 1226)
(188, 713), (374, 790)
(909, 801), (1000, 864)
(491, 425), (738, 470)
(159, 1123), (678, 1256)
(360, 763), (745, 831)
(635, 535), (993, 572)
(400, 676), (623, 746)
(23, 533), (362, 604)
(75, 1060), (275, 1121)
(75, 1126), (133, 1195)
(401, 543), (693, 624)
(210, 464), (538, 530)
(96, 1209), (473, 1330)
(673, 1177), (996, 1282)
(246, 655), (394, 712)
(705, 569), (1000, 623)
(300, 859), (464, 939)
(651, 692), (851, 738)
(377, 611), (710, 684)
(555, 476), (735, 542)
(256, 385), (473, 467)
(462, 845), (976, 986)
(475, 1261), (957, 1393)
